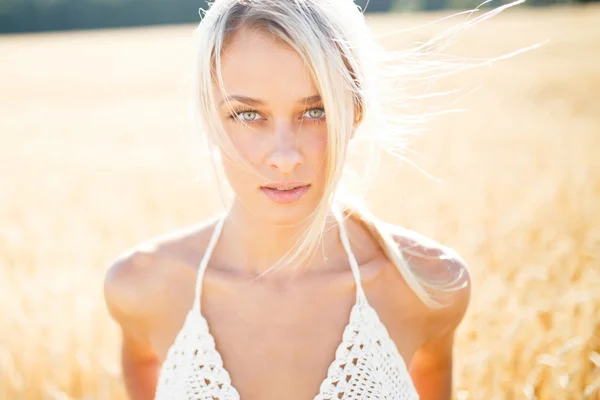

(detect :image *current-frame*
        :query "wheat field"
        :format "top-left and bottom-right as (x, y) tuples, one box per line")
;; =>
(1, 4), (599, 399)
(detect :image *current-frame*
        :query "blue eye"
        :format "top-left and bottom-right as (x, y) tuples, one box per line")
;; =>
(304, 108), (325, 119)
(238, 111), (260, 121)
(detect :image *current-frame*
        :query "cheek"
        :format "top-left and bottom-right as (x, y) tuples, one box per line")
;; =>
(302, 129), (328, 173)
(227, 129), (270, 165)
(218, 130), (266, 192)
(220, 151), (255, 195)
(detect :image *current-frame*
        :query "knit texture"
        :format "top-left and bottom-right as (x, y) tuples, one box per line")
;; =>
(154, 213), (420, 399)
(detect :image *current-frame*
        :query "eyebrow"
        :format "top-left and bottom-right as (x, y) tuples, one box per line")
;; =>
(219, 94), (322, 107)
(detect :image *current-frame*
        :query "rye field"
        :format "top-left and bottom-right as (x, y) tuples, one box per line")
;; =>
(0, 4), (599, 400)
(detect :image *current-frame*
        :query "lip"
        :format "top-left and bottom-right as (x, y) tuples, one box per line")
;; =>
(260, 182), (311, 204)
(261, 181), (308, 190)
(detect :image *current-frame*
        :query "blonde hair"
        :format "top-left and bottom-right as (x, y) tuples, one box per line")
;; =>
(190, 0), (537, 308)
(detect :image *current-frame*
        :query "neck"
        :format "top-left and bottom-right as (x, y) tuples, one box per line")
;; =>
(219, 201), (347, 278)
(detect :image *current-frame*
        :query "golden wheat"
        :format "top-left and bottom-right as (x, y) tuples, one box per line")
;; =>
(0, 4), (599, 400)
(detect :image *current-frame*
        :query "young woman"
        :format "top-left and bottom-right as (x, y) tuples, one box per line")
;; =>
(104, 0), (477, 399)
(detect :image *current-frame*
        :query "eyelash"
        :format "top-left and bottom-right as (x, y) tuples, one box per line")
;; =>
(226, 106), (327, 125)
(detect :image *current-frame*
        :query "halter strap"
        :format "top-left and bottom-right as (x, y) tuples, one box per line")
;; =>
(192, 214), (226, 314)
(192, 209), (366, 315)
(332, 206), (366, 301)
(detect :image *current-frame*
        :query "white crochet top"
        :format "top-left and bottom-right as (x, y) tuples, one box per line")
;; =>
(154, 211), (420, 399)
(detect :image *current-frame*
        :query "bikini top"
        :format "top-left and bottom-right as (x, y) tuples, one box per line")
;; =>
(154, 209), (420, 399)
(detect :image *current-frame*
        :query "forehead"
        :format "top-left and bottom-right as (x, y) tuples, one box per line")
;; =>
(217, 26), (319, 101)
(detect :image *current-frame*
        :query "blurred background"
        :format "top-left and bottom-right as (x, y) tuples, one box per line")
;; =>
(1, 0), (599, 399)
(1, 0), (598, 33)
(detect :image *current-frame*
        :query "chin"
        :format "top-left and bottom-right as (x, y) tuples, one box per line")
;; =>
(258, 185), (325, 227)
(230, 182), (326, 227)
(259, 204), (317, 227)
(232, 196), (318, 228)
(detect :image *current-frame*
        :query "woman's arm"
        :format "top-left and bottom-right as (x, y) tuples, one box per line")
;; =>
(104, 253), (161, 400)
(119, 324), (161, 400)
(386, 225), (471, 399)
(409, 329), (456, 400)
(408, 259), (471, 400)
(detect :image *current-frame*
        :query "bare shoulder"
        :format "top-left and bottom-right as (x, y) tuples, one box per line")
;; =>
(103, 217), (219, 343)
(382, 222), (471, 335)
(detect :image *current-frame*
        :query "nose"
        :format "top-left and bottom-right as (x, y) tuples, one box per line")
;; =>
(267, 123), (303, 175)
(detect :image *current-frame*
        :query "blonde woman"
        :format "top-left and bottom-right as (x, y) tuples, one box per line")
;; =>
(103, 0), (493, 399)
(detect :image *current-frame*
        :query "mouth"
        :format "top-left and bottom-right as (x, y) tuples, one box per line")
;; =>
(260, 182), (311, 204)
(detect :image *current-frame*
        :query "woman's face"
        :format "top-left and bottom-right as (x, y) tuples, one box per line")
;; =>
(214, 26), (332, 225)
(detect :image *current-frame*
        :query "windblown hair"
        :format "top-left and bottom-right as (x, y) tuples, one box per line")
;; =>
(189, 0), (534, 308)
